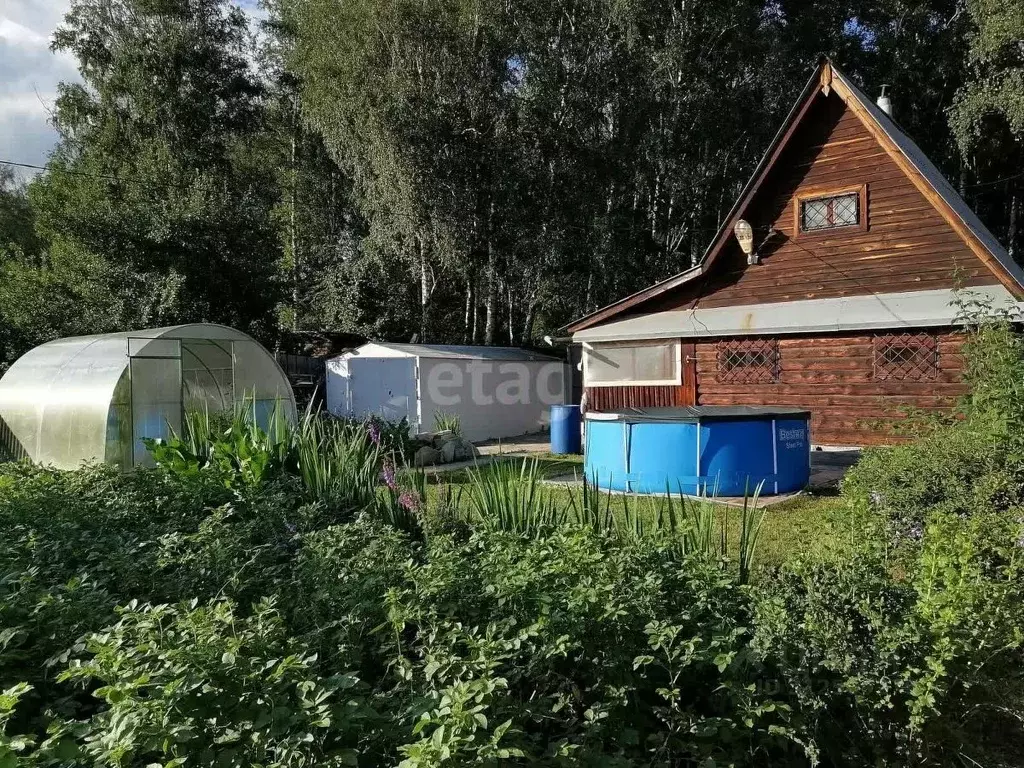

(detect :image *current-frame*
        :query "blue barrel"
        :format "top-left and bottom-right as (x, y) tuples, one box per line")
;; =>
(550, 405), (582, 454)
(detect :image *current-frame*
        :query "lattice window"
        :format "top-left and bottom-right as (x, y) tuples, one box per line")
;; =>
(801, 192), (859, 231)
(716, 338), (779, 383)
(873, 333), (939, 381)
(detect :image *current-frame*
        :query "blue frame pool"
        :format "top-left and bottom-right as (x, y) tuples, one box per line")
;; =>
(584, 406), (811, 496)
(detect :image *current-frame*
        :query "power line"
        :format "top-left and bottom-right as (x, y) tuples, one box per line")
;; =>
(0, 159), (143, 184)
(0, 157), (722, 242)
(964, 169), (1024, 190)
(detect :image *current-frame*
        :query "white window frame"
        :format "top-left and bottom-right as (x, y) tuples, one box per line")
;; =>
(582, 340), (682, 388)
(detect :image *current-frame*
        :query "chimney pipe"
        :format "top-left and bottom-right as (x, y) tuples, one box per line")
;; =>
(877, 84), (893, 117)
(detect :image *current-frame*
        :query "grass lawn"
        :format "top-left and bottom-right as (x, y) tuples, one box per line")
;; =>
(419, 453), (846, 569)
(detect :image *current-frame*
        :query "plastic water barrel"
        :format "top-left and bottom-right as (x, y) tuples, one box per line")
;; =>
(550, 405), (582, 454)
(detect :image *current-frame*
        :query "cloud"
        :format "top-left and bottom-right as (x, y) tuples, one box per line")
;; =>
(0, 1), (78, 180)
(0, 1), (265, 181)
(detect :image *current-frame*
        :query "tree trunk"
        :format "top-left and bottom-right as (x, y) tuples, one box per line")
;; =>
(1008, 185), (1020, 264)
(472, 282), (480, 344)
(419, 236), (430, 342)
(289, 97), (299, 331)
(506, 280), (515, 344)
(484, 238), (498, 345)
(463, 275), (474, 343)
(522, 288), (538, 343)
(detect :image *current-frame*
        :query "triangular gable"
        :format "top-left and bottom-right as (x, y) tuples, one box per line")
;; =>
(567, 58), (1024, 334)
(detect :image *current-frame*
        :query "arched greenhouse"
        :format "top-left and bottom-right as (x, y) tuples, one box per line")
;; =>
(0, 324), (296, 470)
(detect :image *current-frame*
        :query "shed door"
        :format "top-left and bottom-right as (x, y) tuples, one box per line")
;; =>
(349, 358), (418, 430)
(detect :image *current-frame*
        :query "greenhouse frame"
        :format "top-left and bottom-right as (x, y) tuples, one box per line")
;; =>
(0, 324), (296, 470)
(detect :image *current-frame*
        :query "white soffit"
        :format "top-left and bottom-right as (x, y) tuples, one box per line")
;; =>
(572, 286), (1021, 342)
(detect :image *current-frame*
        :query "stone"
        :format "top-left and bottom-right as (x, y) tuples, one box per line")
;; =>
(431, 430), (455, 449)
(455, 438), (479, 461)
(441, 436), (478, 463)
(439, 439), (460, 464)
(413, 445), (442, 467)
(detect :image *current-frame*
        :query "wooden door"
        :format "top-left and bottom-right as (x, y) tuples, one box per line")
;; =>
(680, 341), (697, 406)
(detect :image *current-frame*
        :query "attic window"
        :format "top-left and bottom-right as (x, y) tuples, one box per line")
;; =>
(873, 333), (939, 381)
(716, 338), (779, 384)
(796, 185), (867, 234)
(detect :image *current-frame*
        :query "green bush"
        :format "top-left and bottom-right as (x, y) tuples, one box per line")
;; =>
(5, 319), (1024, 768)
(842, 424), (1023, 529)
(58, 598), (370, 767)
(384, 526), (801, 765)
(843, 319), (1024, 528)
(0, 460), (813, 766)
(754, 511), (1024, 766)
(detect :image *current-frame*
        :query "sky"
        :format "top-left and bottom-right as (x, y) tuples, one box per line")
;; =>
(0, 1), (80, 181)
(0, 0), (265, 182)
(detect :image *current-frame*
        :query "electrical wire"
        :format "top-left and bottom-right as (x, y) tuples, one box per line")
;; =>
(0, 157), (722, 242)
(963, 169), (1024, 190)
(0, 159), (146, 185)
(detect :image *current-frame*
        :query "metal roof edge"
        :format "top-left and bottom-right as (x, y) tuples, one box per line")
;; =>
(338, 342), (563, 362)
(572, 286), (1021, 342)
(561, 265), (703, 334)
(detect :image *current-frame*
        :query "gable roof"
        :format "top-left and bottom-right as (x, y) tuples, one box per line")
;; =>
(567, 58), (1024, 335)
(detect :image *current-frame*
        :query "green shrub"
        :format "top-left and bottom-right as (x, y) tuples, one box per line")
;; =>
(754, 511), (1024, 766)
(60, 598), (371, 767)
(383, 526), (804, 765)
(433, 411), (462, 436)
(0, 460), (814, 766)
(842, 424), (1023, 529)
(843, 317), (1024, 528)
(0, 465), (232, 715)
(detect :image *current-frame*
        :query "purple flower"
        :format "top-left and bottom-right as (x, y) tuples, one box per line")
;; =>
(398, 491), (420, 511)
(380, 460), (397, 490)
(367, 420), (382, 446)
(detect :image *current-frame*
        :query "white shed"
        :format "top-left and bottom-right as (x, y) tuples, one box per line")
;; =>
(326, 343), (568, 442)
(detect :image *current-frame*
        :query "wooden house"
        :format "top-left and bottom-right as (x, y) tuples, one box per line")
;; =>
(566, 59), (1024, 446)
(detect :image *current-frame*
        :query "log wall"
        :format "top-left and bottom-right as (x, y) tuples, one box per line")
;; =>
(694, 330), (967, 445)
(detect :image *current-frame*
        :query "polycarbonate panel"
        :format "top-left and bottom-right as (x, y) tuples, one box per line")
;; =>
(0, 323), (296, 470)
(182, 339), (235, 412)
(131, 356), (182, 467)
(128, 337), (181, 358)
(105, 373), (133, 469)
(232, 339), (297, 427)
(7, 335), (131, 468)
